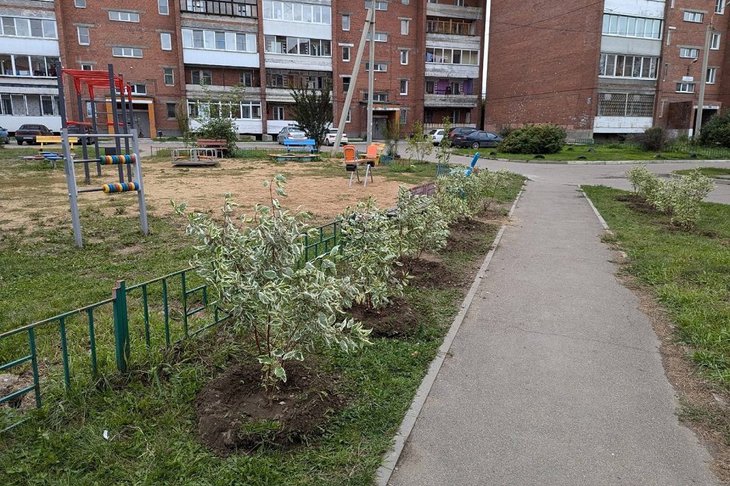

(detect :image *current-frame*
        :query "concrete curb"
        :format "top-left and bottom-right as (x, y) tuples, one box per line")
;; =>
(579, 186), (610, 231)
(374, 187), (525, 486)
(455, 153), (730, 166)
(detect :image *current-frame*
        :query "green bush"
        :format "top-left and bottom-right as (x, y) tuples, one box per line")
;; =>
(195, 117), (238, 154)
(634, 127), (667, 151)
(699, 111), (730, 148)
(498, 124), (566, 154)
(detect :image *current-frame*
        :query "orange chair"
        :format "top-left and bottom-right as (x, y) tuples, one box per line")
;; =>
(343, 144), (357, 162)
(343, 145), (360, 187)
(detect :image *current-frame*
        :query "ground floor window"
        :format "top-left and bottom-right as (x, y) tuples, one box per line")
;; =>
(597, 93), (654, 117)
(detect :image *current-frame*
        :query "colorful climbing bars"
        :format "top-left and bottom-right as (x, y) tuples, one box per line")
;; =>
(100, 154), (137, 165)
(102, 181), (139, 193)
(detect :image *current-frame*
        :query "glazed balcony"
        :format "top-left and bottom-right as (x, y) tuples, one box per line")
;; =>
(181, 0), (258, 19)
(426, 3), (482, 20)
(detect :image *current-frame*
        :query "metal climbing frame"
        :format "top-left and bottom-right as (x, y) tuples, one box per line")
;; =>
(56, 63), (149, 247)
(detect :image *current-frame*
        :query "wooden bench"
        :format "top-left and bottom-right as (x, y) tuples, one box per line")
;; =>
(284, 138), (317, 153)
(36, 135), (78, 149)
(196, 139), (228, 157)
(269, 152), (321, 163)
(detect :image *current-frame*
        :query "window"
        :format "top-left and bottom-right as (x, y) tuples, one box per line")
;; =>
(711, 32), (721, 50)
(342, 46), (351, 62)
(264, 36), (331, 56)
(158, 0), (170, 15)
(81, 63), (93, 71)
(191, 69), (212, 85)
(683, 11), (704, 23)
(716, 0), (725, 14)
(112, 47), (143, 58)
(181, 29), (256, 52)
(365, 1), (388, 10)
(215, 32), (226, 50)
(599, 53), (658, 79)
(342, 14), (350, 31)
(679, 47), (699, 58)
(240, 71), (254, 86)
(602, 14), (662, 40)
(400, 108), (407, 124)
(167, 103), (176, 118)
(597, 93), (655, 116)
(365, 62), (388, 72)
(425, 48), (480, 65)
(676, 82), (695, 93)
(345, 108), (351, 123)
(263, 2), (332, 24)
(0, 94), (12, 115)
(163, 67), (174, 85)
(367, 31), (388, 42)
(400, 49), (409, 65)
(109, 11), (140, 22)
(342, 76), (351, 92)
(272, 106), (285, 120)
(77, 26), (90, 45)
(401, 19), (409, 35)
(0, 17), (57, 39)
(40, 95), (57, 116)
(130, 83), (146, 95)
(74, 0), (86, 7)
(400, 79), (408, 95)
(707, 67), (717, 84)
(160, 33), (172, 51)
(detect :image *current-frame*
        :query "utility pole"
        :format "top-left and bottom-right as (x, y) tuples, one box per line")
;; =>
(366, 5), (376, 143)
(694, 23), (713, 139)
(333, 9), (374, 149)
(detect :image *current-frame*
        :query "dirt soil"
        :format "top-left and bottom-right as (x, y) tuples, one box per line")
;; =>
(195, 360), (345, 456)
(0, 158), (411, 232)
(349, 297), (420, 338)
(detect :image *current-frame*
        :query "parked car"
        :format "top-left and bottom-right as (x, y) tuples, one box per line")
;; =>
(277, 126), (307, 144)
(447, 127), (477, 141)
(15, 124), (53, 145)
(324, 128), (348, 146)
(0, 126), (8, 144)
(452, 130), (503, 149)
(429, 128), (445, 145)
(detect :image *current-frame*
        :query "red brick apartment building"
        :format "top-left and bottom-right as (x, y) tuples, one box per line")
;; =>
(0, 0), (489, 139)
(486, 0), (730, 139)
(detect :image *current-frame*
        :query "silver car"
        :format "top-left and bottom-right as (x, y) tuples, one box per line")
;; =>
(277, 126), (307, 144)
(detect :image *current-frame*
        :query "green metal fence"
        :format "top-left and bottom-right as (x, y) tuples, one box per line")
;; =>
(0, 221), (341, 433)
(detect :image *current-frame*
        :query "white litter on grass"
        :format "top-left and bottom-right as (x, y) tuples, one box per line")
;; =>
(103, 430), (109, 440)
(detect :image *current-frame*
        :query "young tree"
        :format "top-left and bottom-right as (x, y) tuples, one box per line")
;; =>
(290, 83), (333, 148)
(407, 121), (433, 164)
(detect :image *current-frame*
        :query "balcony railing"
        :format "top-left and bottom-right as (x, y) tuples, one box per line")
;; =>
(426, 88), (474, 96)
(426, 19), (476, 36)
(181, 0), (258, 18)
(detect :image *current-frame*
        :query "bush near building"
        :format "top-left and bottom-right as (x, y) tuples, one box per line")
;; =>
(633, 126), (667, 152)
(498, 124), (566, 154)
(699, 111), (730, 148)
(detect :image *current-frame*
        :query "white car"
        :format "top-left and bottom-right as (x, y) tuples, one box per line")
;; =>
(324, 129), (348, 146)
(429, 128), (445, 145)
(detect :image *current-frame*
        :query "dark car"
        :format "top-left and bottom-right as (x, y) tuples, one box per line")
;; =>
(15, 124), (53, 145)
(453, 130), (502, 149)
(447, 127), (477, 140)
(68, 125), (93, 144)
(0, 126), (8, 144)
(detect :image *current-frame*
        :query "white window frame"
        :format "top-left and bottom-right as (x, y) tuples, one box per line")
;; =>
(80, 63), (93, 71)
(683, 11), (704, 23)
(400, 79), (408, 96)
(109, 11), (141, 23)
(716, 0), (725, 14)
(676, 82), (695, 93)
(112, 47), (143, 58)
(711, 32), (721, 50)
(160, 32), (172, 51)
(77, 26), (90, 46)
(342, 46), (351, 62)
(400, 49), (409, 65)
(679, 47), (699, 58)
(401, 19), (409, 35)
(74, 0), (86, 7)
(706, 67), (717, 84)
(158, 0), (170, 15)
(273, 106), (285, 120)
(342, 14), (350, 31)
(163, 67), (174, 86)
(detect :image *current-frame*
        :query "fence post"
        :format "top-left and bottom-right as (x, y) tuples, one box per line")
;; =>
(112, 280), (130, 373)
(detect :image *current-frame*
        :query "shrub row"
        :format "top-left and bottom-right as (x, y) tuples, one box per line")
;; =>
(626, 166), (714, 228)
(498, 124), (566, 154)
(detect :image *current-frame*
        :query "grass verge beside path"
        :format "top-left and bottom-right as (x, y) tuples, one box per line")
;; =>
(582, 186), (730, 386)
(674, 167), (730, 178)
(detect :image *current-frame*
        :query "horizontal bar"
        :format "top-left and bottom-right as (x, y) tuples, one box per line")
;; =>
(127, 267), (194, 291)
(186, 305), (206, 318)
(0, 355), (32, 372)
(0, 418), (30, 434)
(0, 297), (114, 339)
(68, 133), (134, 138)
(77, 187), (105, 193)
(0, 385), (34, 405)
(185, 285), (206, 296)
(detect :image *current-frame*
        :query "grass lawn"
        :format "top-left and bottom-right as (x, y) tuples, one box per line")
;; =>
(674, 167), (730, 177)
(582, 186), (730, 386)
(0, 144), (525, 484)
(452, 143), (730, 162)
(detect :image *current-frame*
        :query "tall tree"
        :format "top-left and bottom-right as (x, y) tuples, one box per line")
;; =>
(290, 83), (333, 148)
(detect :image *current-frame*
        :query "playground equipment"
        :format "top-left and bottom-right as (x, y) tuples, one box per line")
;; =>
(56, 64), (148, 248)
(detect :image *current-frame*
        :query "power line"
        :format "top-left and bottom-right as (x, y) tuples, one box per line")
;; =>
(490, 0), (605, 36)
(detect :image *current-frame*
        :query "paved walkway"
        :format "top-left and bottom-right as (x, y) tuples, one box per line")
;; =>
(389, 180), (718, 485)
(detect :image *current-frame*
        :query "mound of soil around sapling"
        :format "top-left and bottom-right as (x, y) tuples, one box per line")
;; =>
(616, 194), (658, 215)
(447, 219), (492, 253)
(195, 361), (345, 456)
(349, 298), (419, 338)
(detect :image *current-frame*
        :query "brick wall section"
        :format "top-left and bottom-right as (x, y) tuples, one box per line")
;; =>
(56, 0), (183, 133)
(656, 1), (730, 131)
(332, 1), (425, 138)
(485, 1), (602, 135)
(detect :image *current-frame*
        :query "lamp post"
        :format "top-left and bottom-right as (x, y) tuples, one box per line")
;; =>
(693, 22), (713, 140)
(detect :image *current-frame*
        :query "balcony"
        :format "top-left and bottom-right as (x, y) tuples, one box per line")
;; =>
(426, 3), (482, 20)
(425, 63), (479, 79)
(424, 93), (479, 108)
(181, 0), (257, 18)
